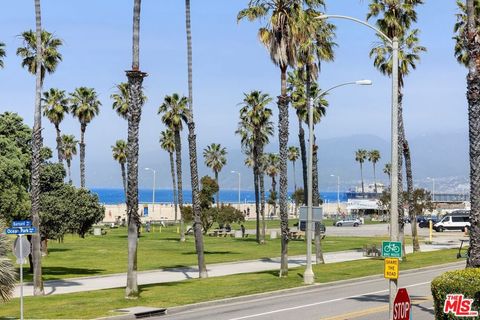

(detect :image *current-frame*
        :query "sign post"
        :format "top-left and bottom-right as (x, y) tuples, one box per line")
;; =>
(9, 221), (36, 320)
(393, 288), (411, 320)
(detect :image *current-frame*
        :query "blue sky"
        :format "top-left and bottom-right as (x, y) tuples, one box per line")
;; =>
(0, 1), (468, 189)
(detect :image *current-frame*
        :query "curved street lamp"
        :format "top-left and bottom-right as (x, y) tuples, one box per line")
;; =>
(304, 79), (372, 285)
(314, 14), (400, 317)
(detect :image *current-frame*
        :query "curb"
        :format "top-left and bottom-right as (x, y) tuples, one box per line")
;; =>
(98, 261), (465, 320)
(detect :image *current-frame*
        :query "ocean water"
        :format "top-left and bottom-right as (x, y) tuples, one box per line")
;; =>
(91, 188), (349, 205)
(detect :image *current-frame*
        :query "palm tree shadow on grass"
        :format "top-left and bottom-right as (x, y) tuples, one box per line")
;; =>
(181, 251), (238, 255)
(42, 266), (105, 279)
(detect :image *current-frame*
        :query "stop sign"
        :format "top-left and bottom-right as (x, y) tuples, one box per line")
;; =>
(393, 288), (411, 320)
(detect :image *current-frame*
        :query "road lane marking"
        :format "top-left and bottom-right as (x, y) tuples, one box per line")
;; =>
(226, 282), (431, 320)
(319, 296), (433, 320)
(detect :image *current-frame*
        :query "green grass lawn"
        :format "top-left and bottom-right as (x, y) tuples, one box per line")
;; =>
(11, 226), (393, 282)
(0, 249), (461, 319)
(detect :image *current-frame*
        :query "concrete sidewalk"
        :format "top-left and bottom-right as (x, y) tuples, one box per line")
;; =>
(13, 242), (461, 298)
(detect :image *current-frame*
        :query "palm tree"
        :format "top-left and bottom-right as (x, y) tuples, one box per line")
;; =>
(42, 88), (69, 163)
(30, 0), (46, 296)
(0, 220), (16, 302)
(61, 134), (78, 184)
(453, 0), (480, 66)
(160, 129), (178, 223)
(69, 87), (101, 188)
(368, 150), (381, 193)
(184, 0), (208, 279)
(124, 0), (148, 298)
(384, 163), (392, 181)
(355, 149), (368, 195)
(111, 82), (147, 120)
(158, 93), (189, 242)
(0, 42), (5, 68)
(367, 0), (426, 254)
(458, 0), (480, 267)
(238, 0), (308, 276)
(203, 143), (227, 206)
(112, 140), (128, 196)
(287, 146), (300, 191)
(16, 30), (62, 85)
(236, 91), (274, 244)
(264, 153), (280, 219)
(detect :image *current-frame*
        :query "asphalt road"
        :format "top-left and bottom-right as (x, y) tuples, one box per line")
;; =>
(158, 262), (464, 320)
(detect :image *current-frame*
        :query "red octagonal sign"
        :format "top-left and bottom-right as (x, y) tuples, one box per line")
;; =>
(393, 288), (411, 320)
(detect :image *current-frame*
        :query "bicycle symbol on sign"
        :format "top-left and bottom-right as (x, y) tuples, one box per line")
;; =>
(384, 242), (400, 254)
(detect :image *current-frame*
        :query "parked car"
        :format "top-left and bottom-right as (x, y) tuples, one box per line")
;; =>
(434, 212), (470, 232)
(334, 217), (361, 227)
(418, 217), (438, 228)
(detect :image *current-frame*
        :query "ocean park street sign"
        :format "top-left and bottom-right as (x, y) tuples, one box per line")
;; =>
(5, 221), (37, 235)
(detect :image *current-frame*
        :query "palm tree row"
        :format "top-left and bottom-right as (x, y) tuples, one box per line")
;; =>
(354, 149), (381, 195)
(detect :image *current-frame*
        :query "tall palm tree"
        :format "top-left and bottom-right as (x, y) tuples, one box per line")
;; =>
(457, 0), (480, 267)
(368, 150), (381, 193)
(30, 0), (45, 296)
(160, 129), (179, 222)
(203, 143), (227, 206)
(69, 87), (101, 188)
(112, 140), (128, 196)
(184, 0), (208, 279)
(124, 0), (147, 298)
(264, 153), (280, 218)
(61, 134), (78, 184)
(287, 146), (300, 192)
(355, 149), (368, 195)
(16, 30), (62, 86)
(0, 42), (5, 68)
(367, 0), (426, 253)
(236, 91), (274, 244)
(159, 93), (189, 242)
(111, 82), (147, 120)
(0, 220), (16, 302)
(42, 88), (69, 163)
(238, 0), (306, 276)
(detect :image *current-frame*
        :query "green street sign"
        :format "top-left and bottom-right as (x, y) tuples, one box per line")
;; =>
(382, 241), (402, 258)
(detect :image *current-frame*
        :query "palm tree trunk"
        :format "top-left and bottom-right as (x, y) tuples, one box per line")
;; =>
(373, 163), (377, 193)
(80, 124), (86, 188)
(292, 160), (297, 192)
(185, 0), (207, 278)
(272, 176), (277, 218)
(215, 171), (220, 207)
(67, 160), (72, 184)
(125, 0), (145, 299)
(360, 163), (364, 196)
(31, 0), (44, 296)
(253, 141), (261, 244)
(298, 119), (308, 204)
(174, 130), (185, 242)
(55, 124), (63, 164)
(121, 162), (127, 197)
(278, 66), (289, 277)
(404, 140), (419, 251)
(397, 90), (406, 260)
(260, 171), (266, 244)
(466, 0), (480, 267)
(169, 152), (178, 222)
(312, 141), (324, 264)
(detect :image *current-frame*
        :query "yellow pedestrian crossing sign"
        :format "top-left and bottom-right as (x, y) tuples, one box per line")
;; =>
(384, 258), (399, 279)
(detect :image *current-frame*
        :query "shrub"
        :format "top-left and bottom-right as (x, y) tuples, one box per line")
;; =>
(431, 268), (480, 319)
(0, 220), (17, 302)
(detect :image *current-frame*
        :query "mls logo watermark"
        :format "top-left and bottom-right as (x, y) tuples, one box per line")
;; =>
(443, 294), (479, 317)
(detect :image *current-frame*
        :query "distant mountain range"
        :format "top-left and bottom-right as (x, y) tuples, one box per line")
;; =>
(87, 132), (469, 193)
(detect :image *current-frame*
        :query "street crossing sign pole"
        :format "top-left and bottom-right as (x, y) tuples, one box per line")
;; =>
(9, 221), (36, 320)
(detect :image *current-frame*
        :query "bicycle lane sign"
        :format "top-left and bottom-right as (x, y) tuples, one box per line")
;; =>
(382, 241), (402, 258)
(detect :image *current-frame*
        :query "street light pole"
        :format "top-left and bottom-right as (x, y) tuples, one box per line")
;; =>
(330, 174), (340, 213)
(145, 168), (156, 212)
(231, 171), (241, 210)
(303, 79), (372, 285)
(317, 15), (399, 317)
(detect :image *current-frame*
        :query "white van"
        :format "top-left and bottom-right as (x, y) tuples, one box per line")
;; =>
(434, 211), (470, 232)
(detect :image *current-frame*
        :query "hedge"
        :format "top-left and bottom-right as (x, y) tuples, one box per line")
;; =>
(431, 268), (480, 319)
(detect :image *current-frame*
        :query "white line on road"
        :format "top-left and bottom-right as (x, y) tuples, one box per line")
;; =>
(226, 282), (431, 320)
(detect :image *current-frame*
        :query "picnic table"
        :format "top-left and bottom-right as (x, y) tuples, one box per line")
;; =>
(289, 230), (305, 240)
(207, 229), (235, 237)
